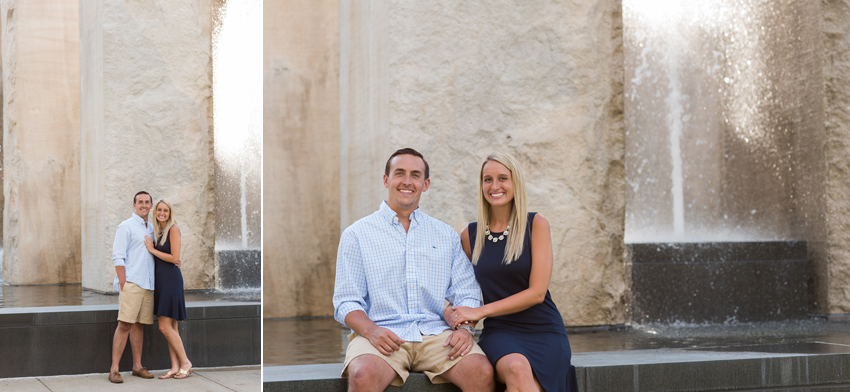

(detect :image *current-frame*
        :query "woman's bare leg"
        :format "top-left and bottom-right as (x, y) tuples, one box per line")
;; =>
(495, 353), (543, 392)
(158, 316), (191, 375)
(172, 319), (192, 371)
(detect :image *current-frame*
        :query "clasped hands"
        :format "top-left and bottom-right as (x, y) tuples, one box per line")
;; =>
(447, 305), (482, 330)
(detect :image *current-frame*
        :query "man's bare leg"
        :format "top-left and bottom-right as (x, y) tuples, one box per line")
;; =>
(111, 321), (133, 372)
(441, 354), (495, 392)
(346, 354), (397, 392)
(128, 322), (145, 371)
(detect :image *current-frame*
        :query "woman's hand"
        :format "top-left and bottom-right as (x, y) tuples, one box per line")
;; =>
(144, 235), (154, 251)
(449, 306), (483, 329)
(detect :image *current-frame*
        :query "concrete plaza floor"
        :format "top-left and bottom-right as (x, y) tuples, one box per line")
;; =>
(0, 365), (260, 392)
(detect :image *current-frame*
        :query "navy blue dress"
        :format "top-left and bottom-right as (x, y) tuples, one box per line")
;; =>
(470, 213), (577, 392)
(153, 229), (187, 321)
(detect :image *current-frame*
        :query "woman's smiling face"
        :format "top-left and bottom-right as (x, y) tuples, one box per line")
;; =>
(481, 160), (514, 208)
(155, 202), (171, 224)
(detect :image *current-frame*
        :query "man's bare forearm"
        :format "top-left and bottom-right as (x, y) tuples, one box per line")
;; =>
(343, 310), (379, 336)
(115, 266), (126, 287)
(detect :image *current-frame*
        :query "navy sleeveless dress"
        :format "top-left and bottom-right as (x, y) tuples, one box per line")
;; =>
(470, 213), (577, 392)
(153, 229), (187, 321)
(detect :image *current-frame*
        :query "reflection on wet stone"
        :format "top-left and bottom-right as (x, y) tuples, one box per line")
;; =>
(0, 284), (258, 308)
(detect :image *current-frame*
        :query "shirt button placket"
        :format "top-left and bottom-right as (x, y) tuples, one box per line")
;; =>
(406, 234), (416, 314)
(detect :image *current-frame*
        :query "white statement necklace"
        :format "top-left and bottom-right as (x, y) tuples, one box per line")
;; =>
(485, 225), (510, 243)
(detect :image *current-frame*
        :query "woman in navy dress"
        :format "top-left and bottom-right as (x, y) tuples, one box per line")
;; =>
(144, 199), (192, 379)
(446, 152), (577, 392)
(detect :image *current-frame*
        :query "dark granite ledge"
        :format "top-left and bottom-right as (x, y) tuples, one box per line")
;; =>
(0, 301), (259, 328)
(629, 241), (807, 264)
(264, 349), (850, 392)
(0, 302), (260, 378)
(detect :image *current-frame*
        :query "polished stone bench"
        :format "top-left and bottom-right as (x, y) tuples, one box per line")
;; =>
(0, 301), (260, 378)
(263, 347), (850, 391)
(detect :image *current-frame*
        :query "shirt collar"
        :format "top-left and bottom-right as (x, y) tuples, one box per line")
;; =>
(130, 213), (148, 227)
(379, 201), (421, 226)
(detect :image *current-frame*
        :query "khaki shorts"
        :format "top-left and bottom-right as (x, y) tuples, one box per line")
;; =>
(117, 282), (154, 325)
(342, 329), (486, 386)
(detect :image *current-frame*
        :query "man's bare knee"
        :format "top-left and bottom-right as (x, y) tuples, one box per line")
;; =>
(116, 321), (132, 333)
(446, 354), (494, 391)
(468, 355), (494, 385)
(347, 355), (395, 392)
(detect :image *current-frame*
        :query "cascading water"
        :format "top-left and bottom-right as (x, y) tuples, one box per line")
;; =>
(212, 0), (262, 290)
(623, 0), (824, 323)
(623, 0), (822, 243)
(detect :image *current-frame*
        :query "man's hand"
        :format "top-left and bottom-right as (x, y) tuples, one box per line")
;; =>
(443, 329), (473, 360)
(119, 280), (125, 291)
(364, 325), (406, 356)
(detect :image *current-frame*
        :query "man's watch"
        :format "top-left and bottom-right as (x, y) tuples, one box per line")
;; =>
(458, 325), (475, 336)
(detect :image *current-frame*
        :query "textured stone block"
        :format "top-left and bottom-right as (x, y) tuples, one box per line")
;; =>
(825, 0), (850, 314)
(338, 0), (626, 326)
(79, 0), (215, 292)
(1, 0), (80, 284)
(262, 0), (340, 319)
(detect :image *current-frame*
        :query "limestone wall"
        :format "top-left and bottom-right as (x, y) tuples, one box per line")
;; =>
(1, 0), (80, 284)
(824, 0), (850, 313)
(263, 0), (340, 318)
(339, 0), (626, 326)
(80, 0), (215, 292)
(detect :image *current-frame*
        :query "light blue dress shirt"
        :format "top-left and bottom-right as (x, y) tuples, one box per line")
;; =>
(112, 213), (155, 291)
(333, 201), (482, 342)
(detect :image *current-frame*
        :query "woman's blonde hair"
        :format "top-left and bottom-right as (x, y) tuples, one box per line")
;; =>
(152, 199), (177, 246)
(472, 152), (528, 265)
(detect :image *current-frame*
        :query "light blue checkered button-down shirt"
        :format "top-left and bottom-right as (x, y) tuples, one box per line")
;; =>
(333, 201), (482, 342)
(112, 214), (155, 291)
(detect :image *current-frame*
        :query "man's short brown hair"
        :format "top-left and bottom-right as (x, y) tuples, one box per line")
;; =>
(384, 148), (429, 180)
(133, 191), (151, 204)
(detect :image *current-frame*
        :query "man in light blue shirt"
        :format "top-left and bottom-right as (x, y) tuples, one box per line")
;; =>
(108, 191), (156, 383)
(333, 148), (495, 391)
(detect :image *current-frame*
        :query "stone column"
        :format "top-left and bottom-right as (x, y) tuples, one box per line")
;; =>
(1, 0), (80, 284)
(339, 0), (390, 229)
(80, 0), (215, 292)
(263, 0), (340, 318)
(340, 0), (626, 326)
(824, 0), (850, 314)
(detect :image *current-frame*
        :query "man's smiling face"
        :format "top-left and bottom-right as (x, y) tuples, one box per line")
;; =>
(133, 193), (152, 219)
(384, 154), (430, 214)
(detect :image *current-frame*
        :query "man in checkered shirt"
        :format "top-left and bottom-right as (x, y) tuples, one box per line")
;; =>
(333, 148), (494, 392)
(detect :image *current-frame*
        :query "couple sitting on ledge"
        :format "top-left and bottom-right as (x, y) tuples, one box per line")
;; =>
(333, 148), (578, 392)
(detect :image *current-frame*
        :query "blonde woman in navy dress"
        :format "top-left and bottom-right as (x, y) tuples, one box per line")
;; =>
(446, 152), (577, 392)
(143, 200), (192, 379)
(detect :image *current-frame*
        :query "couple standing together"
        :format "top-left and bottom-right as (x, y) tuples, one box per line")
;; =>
(333, 148), (578, 391)
(108, 191), (191, 383)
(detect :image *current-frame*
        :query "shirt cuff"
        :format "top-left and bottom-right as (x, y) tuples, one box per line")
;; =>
(335, 302), (365, 326)
(112, 258), (126, 267)
(455, 298), (481, 309)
